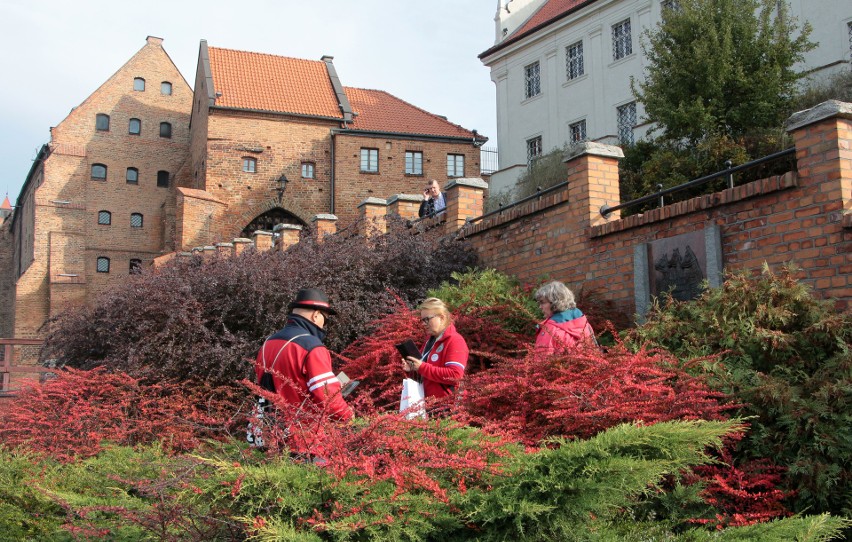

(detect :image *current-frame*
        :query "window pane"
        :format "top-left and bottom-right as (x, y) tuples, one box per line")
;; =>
(243, 158), (256, 173)
(360, 148), (378, 172)
(405, 151), (423, 175)
(134, 77), (145, 91)
(126, 167), (138, 184)
(617, 102), (637, 144)
(526, 137), (542, 164)
(612, 19), (632, 61)
(157, 170), (169, 187)
(161, 81), (172, 95)
(524, 62), (541, 99)
(566, 41), (584, 80)
(129, 118), (141, 135)
(96, 114), (110, 131)
(98, 211), (111, 225)
(159, 122), (172, 138)
(301, 162), (315, 178)
(447, 154), (464, 177)
(130, 213), (143, 228)
(96, 257), (110, 273)
(570, 120), (587, 143)
(91, 164), (107, 180)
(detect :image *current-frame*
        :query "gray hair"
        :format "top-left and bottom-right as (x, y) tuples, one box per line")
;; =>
(534, 281), (576, 313)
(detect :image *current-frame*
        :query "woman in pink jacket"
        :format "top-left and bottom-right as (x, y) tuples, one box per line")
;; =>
(534, 281), (596, 353)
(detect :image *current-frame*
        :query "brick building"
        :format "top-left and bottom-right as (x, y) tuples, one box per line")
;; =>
(1, 37), (487, 347)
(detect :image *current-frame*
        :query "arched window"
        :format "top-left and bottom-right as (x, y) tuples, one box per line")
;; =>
(242, 157), (257, 173)
(130, 213), (143, 228)
(96, 257), (110, 273)
(159, 122), (172, 138)
(97, 210), (111, 225)
(129, 118), (141, 135)
(161, 81), (172, 95)
(133, 77), (145, 91)
(126, 167), (138, 184)
(91, 163), (107, 181)
(95, 113), (110, 131)
(157, 170), (169, 187)
(241, 208), (305, 239)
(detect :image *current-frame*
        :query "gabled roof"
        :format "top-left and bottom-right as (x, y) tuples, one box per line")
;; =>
(344, 87), (480, 140)
(480, 0), (596, 59)
(1, 195), (11, 211)
(207, 46), (344, 118)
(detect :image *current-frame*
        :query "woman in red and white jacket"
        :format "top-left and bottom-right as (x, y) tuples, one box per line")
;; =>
(402, 298), (468, 399)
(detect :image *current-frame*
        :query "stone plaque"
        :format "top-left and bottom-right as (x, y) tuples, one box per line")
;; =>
(648, 231), (707, 301)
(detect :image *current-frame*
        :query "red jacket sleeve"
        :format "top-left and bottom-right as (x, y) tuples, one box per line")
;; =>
(304, 346), (353, 421)
(418, 336), (468, 385)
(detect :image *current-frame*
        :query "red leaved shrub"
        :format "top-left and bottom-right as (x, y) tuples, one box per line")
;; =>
(460, 339), (737, 446)
(0, 368), (242, 461)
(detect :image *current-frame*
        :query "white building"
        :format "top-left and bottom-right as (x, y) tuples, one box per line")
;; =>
(481, 0), (852, 194)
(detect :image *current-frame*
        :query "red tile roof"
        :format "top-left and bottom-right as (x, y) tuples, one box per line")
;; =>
(480, 0), (596, 58)
(1, 196), (10, 210)
(208, 47), (343, 118)
(344, 87), (479, 140)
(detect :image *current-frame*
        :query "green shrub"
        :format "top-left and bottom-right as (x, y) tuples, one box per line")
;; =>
(629, 264), (852, 517)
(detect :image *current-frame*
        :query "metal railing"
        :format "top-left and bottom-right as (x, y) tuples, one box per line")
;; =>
(468, 181), (570, 225)
(480, 146), (499, 175)
(600, 147), (796, 217)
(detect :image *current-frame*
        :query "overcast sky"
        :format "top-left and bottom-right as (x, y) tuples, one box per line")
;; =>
(0, 0), (499, 204)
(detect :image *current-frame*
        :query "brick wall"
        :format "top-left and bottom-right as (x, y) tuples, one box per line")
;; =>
(0, 219), (14, 336)
(462, 101), (852, 315)
(333, 133), (481, 225)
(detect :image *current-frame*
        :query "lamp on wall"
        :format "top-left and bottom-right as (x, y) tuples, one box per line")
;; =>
(273, 174), (289, 203)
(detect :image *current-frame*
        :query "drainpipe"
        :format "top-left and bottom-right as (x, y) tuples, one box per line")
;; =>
(330, 131), (335, 214)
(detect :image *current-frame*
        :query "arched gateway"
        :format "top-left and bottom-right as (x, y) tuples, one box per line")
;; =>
(241, 208), (305, 238)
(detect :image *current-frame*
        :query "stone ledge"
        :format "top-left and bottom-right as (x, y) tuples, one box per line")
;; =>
(311, 213), (338, 222)
(386, 194), (423, 205)
(785, 100), (852, 132)
(358, 197), (388, 208)
(564, 141), (624, 162)
(445, 177), (489, 190)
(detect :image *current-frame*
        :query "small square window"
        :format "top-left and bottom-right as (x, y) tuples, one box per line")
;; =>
(405, 151), (423, 175)
(159, 122), (172, 138)
(97, 210), (111, 225)
(91, 164), (107, 181)
(524, 61), (541, 99)
(130, 213), (143, 228)
(157, 170), (170, 188)
(95, 114), (110, 131)
(360, 148), (378, 173)
(96, 257), (110, 273)
(134, 77), (145, 91)
(130, 259), (143, 274)
(570, 120), (587, 143)
(126, 167), (138, 184)
(301, 162), (315, 179)
(447, 154), (464, 177)
(243, 157), (257, 173)
(161, 81), (172, 95)
(129, 118), (141, 135)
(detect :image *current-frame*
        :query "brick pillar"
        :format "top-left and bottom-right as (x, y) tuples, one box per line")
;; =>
(274, 223), (303, 251)
(312, 214), (337, 242)
(216, 242), (234, 257)
(358, 197), (388, 237)
(785, 100), (852, 309)
(444, 177), (488, 234)
(253, 230), (273, 252)
(563, 141), (624, 229)
(232, 237), (253, 255)
(386, 194), (423, 221)
(202, 245), (217, 260)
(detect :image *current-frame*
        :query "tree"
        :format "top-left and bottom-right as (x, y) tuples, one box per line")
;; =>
(634, 0), (814, 144)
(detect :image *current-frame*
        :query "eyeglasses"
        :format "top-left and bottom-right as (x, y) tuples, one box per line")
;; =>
(420, 314), (439, 324)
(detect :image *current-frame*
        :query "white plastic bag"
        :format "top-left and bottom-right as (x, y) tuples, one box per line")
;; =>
(400, 378), (426, 420)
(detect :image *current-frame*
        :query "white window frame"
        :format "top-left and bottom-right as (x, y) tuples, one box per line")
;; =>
(569, 120), (587, 144)
(566, 41), (584, 80)
(526, 136), (543, 165)
(524, 61), (541, 99)
(617, 102), (637, 145)
(405, 151), (423, 175)
(360, 148), (379, 173)
(447, 154), (464, 177)
(243, 157), (257, 173)
(612, 18), (633, 61)
(301, 162), (315, 179)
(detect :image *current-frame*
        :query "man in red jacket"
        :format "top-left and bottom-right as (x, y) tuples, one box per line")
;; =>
(254, 288), (352, 422)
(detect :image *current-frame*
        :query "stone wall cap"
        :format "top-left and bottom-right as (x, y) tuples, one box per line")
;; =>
(252, 230), (273, 237)
(233, 237), (252, 243)
(311, 213), (338, 222)
(191, 246), (204, 252)
(445, 177), (489, 190)
(785, 100), (852, 132)
(179, 251), (193, 256)
(358, 197), (388, 207)
(273, 223), (303, 232)
(564, 141), (625, 162)
(203, 246), (216, 250)
(387, 194), (424, 204)
(215, 242), (234, 248)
